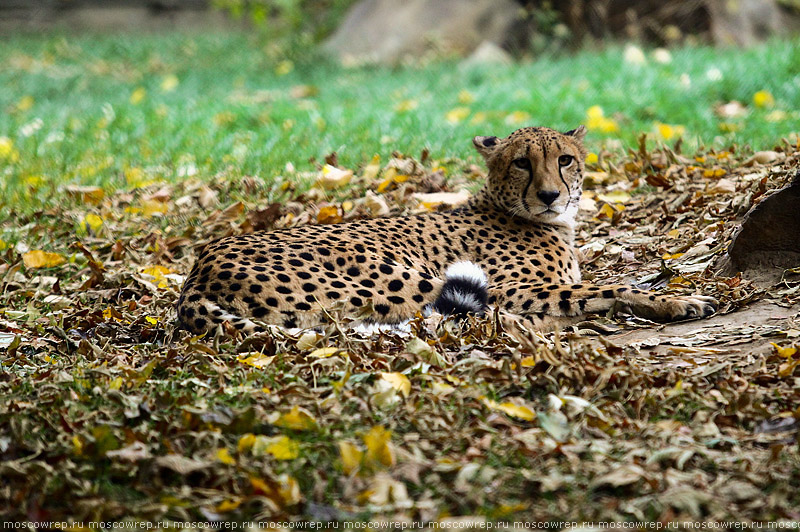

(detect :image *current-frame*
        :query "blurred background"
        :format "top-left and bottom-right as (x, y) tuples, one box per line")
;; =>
(1, 0), (799, 205)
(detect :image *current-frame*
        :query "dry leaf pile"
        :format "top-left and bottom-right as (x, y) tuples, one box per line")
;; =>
(1, 139), (799, 523)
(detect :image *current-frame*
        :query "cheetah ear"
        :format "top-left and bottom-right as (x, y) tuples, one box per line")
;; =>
(472, 136), (499, 158)
(564, 125), (587, 143)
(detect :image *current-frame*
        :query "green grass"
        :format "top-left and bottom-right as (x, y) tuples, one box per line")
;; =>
(1, 31), (799, 215)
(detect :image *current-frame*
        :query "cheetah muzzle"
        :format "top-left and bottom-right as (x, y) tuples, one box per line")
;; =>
(178, 125), (718, 334)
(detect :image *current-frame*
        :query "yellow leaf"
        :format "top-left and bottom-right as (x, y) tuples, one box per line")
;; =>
(656, 122), (685, 140)
(130, 87), (146, 105)
(141, 199), (168, 217)
(505, 110), (531, 125)
(431, 381), (455, 395)
(103, 307), (123, 322)
(719, 122), (742, 133)
(274, 405), (317, 431)
(585, 106), (619, 133)
(771, 343), (797, 358)
(308, 347), (341, 358)
(317, 205), (342, 224)
(778, 358), (800, 378)
(585, 152), (599, 165)
(661, 252), (684, 260)
(145, 316), (159, 325)
(0, 137), (19, 162)
(380, 372), (411, 398)
(703, 168), (726, 178)
(17, 95), (34, 112)
(376, 170), (409, 193)
(72, 435), (84, 456)
(394, 99), (418, 113)
(338, 441), (363, 475)
(140, 265), (172, 289)
(261, 435), (300, 460)
(520, 356), (536, 367)
(216, 447), (236, 465)
(362, 154), (381, 180)
(278, 474), (301, 505)
(596, 190), (631, 204)
(470, 111), (488, 124)
(22, 250), (66, 269)
(597, 203), (616, 219)
(753, 90), (775, 108)
(237, 353), (275, 369)
(482, 397), (536, 421)
(445, 106), (470, 124)
(108, 377), (123, 391)
(765, 110), (787, 122)
(124, 167), (155, 188)
(82, 213), (103, 233)
(275, 60), (294, 76)
(317, 164), (353, 190)
(216, 499), (242, 513)
(141, 265), (171, 277)
(667, 229), (680, 238)
(0, 239), (6, 251)
(363, 426), (394, 468)
(161, 74), (179, 92)
(238, 433), (256, 453)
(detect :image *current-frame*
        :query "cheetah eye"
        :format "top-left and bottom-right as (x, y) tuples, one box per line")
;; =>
(558, 155), (574, 167)
(512, 158), (531, 169)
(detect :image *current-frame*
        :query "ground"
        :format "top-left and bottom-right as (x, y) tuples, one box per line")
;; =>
(1, 137), (799, 523)
(1, 32), (799, 524)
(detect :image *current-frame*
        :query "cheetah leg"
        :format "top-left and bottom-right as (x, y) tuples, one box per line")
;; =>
(500, 312), (588, 333)
(491, 282), (718, 322)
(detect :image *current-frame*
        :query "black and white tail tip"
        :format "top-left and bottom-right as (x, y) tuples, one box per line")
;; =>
(431, 261), (490, 318)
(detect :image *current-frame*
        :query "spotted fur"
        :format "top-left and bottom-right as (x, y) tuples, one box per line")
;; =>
(177, 126), (717, 334)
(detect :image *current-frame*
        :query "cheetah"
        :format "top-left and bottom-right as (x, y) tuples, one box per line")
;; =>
(177, 125), (717, 334)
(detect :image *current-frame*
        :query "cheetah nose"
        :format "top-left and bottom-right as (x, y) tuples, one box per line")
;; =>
(537, 190), (560, 206)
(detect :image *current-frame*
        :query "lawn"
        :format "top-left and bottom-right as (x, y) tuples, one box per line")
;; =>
(1, 31), (799, 214)
(1, 31), (800, 524)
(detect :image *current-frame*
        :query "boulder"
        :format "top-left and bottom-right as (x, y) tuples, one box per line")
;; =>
(706, 0), (786, 46)
(323, 0), (527, 65)
(716, 171), (800, 282)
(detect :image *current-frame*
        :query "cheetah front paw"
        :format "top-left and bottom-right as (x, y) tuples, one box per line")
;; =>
(661, 295), (718, 321)
(620, 294), (718, 322)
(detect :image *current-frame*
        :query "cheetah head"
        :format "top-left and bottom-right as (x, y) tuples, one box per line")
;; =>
(473, 126), (587, 227)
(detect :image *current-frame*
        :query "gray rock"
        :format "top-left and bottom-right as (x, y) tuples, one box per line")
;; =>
(323, 0), (526, 65)
(706, 0), (785, 46)
(716, 170), (800, 282)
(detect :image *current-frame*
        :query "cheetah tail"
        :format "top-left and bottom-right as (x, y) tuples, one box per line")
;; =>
(431, 261), (489, 317)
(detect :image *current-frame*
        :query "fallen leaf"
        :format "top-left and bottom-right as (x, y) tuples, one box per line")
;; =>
(413, 190), (470, 210)
(274, 405), (318, 431)
(317, 205), (342, 224)
(380, 372), (411, 398)
(216, 447), (236, 465)
(482, 398), (536, 421)
(254, 435), (300, 460)
(317, 165), (352, 190)
(338, 441), (363, 475)
(23, 250), (66, 269)
(65, 185), (105, 205)
(363, 426), (394, 468)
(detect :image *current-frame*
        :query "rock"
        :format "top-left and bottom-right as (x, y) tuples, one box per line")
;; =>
(716, 171), (800, 282)
(323, 0), (526, 65)
(463, 41), (513, 65)
(706, 0), (785, 46)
